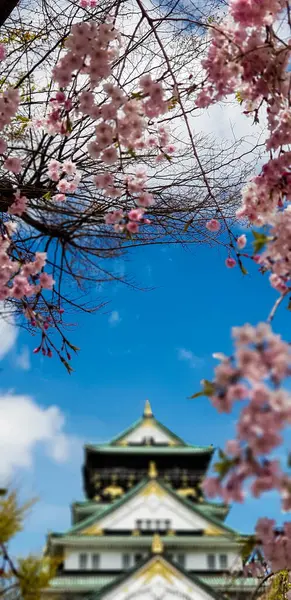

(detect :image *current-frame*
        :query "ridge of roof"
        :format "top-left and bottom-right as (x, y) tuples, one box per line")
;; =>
(72, 498), (228, 511)
(53, 478), (238, 538)
(85, 443), (214, 453)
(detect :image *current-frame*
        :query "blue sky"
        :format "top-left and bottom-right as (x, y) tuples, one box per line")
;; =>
(1, 234), (290, 557)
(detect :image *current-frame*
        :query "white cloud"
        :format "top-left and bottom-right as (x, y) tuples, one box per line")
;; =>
(109, 310), (121, 326)
(0, 393), (72, 482)
(0, 308), (18, 360)
(15, 346), (30, 371)
(177, 348), (204, 369)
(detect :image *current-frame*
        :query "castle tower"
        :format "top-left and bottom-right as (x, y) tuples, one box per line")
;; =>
(43, 402), (258, 599)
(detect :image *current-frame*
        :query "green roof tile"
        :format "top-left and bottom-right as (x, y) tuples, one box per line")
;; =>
(49, 575), (116, 589)
(49, 535), (246, 547)
(85, 443), (214, 454)
(199, 576), (261, 589)
(45, 573), (260, 593)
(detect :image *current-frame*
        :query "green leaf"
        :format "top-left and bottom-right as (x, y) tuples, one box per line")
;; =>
(42, 191), (52, 201)
(252, 230), (271, 254)
(239, 262), (248, 275)
(235, 91), (243, 104)
(127, 148), (137, 158)
(15, 115), (30, 123)
(240, 535), (256, 561)
(164, 153), (172, 162)
(189, 379), (215, 399)
(168, 98), (178, 110)
(213, 448), (235, 478)
(131, 92), (143, 100)
(189, 390), (206, 399)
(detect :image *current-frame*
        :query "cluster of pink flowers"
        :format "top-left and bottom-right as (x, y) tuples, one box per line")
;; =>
(8, 190), (28, 216)
(99, 169), (153, 233)
(52, 21), (169, 230)
(85, 82), (169, 164)
(256, 207), (291, 294)
(196, 0), (291, 228)
(0, 235), (54, 302)
(48, 159), (80, 199)
(53, 20), (119, 89)
(0, 88), (21, 173)
(0, 43), (6, 62)
(79, 0), (97, 7)
(35, 91), (73, 136)
(202, 323), (291, 507)
(255, 519), (291, 572)
(237, 152), (291, 225)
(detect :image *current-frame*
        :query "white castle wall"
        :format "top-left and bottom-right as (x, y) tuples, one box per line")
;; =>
(122, 424), (173, 444)
(64, 549), (241, 571)
(98, 492), (211, 531)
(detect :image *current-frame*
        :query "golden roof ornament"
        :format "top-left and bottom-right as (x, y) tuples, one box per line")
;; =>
(177, 487), (197, 498)
(143, 399), (153, 418)
(103, 484), (124, 499)
(152, 533), (164, 554)
(148, 461), (158, 479)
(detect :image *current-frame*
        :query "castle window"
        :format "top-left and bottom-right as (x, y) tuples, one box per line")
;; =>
(135, 553), (143, 564)
(122, 554), (130, 569)
(219, 554), (228, 569)
(136, 519), (142, 529)
(207, 554), (216, 570)
(156, 519), (160, 530)
(177, 554), (185, 568)
(92, 554), (100, 570)
(146, 519), (151, 530)
(79, 553), (88, 570)
(165, 519), (171, 530)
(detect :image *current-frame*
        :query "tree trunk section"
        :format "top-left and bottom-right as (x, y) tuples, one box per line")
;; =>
(0, 0), (19, 28)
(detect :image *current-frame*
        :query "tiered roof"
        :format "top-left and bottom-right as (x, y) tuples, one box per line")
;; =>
(44, 401), (259, 600)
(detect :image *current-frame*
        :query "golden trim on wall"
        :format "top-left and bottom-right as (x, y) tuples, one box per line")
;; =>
(148, 461), (158, 479)
(82, 525), (104, 535)
(140, 481), (166, 497)
(136, 558), (181, 584)
(152, 534), (163, 554)
(204, 526), (224, 535)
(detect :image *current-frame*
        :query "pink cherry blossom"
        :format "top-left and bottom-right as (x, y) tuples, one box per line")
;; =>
(137, 192), (154, 207)
(225, 257), (236, 268)
(4, 156), (22, 174)
(0, 138), (7, 154)
(8, 190), (27, 216)
(237, 234), (247, 249)
(206, 219), (220, 232)
(0, 44), (6, 62)
(101, 147), (118, 164)
(128, 208), (145, 221)
(127, 221), (139, 233)
(39, 272), (55, 289)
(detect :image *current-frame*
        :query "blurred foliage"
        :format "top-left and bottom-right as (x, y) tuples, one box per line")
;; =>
(0, 490), (58, 600)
